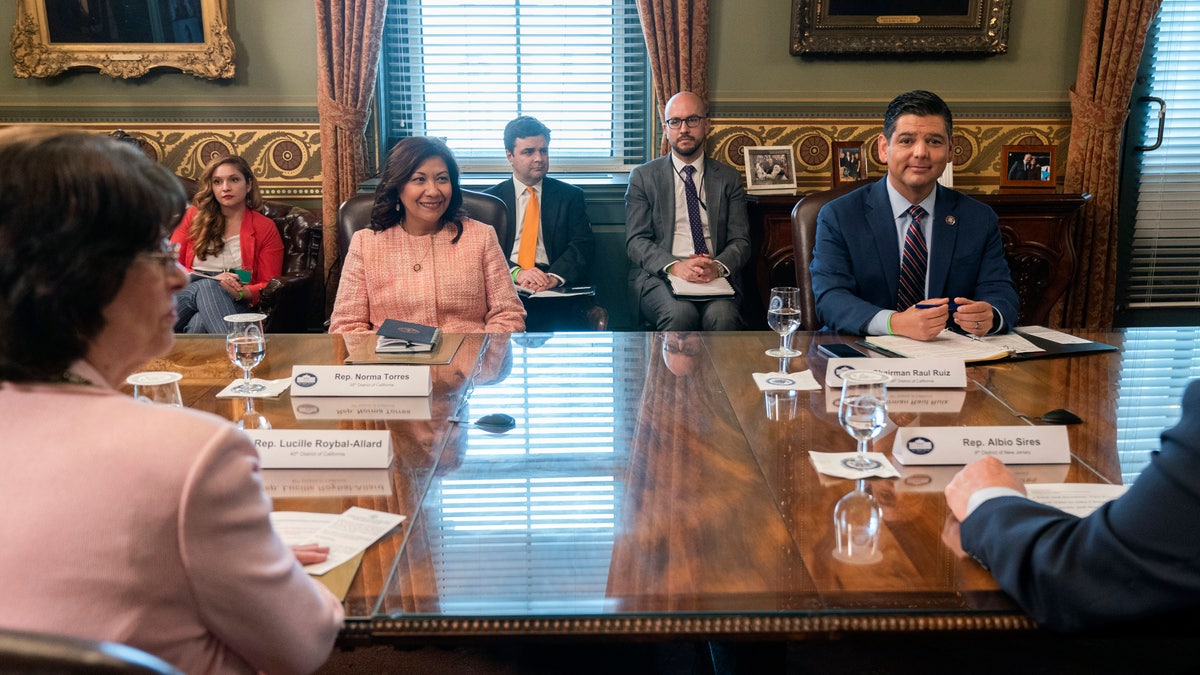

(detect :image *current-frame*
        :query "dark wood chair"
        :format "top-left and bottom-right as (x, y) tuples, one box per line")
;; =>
(790, 179), (872, 330)
(257, 200), (324, 332)
(0, 629), (183, 674)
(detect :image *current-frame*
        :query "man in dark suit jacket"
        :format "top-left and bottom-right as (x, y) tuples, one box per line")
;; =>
(944, 379), (1200, 631)
(625, 91), (750, 330)
(485, 116), (596, 331)
(810, 90), (1018, 339)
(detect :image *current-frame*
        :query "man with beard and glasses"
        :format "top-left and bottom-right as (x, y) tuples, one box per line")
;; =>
(625, 91), (750, 330)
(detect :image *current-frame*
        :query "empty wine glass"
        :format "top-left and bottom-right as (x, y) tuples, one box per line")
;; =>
(766, 287), (802, 357)
(226, 314), (267, 394)
(833, 479), (883, 564)
(839, 370), (890, 471)
(126, 371), (183, 406)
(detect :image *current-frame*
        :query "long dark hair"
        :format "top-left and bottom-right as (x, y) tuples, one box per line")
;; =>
(189, 154), (263, 258)
(0, 127), (185, 382)
(370, 137), (464, 244)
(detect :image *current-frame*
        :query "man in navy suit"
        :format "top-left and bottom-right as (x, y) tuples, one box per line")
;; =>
(486, 116), (597, 331)
(810, 90), (1018, 339)
(625, 91), (750, 330)
(944, 380), (1200, 631)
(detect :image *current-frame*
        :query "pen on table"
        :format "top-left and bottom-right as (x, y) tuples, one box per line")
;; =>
(915, 302), (961, 312)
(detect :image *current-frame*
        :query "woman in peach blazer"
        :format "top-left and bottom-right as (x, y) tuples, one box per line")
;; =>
(329, 136), (525, 334)
(0, 127), (342, 675)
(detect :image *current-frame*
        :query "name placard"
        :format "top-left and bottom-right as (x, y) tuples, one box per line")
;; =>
(891, 462), (1070, 493)
(891, 426), (1070, 465)
(824, 388), (967, 414)
(245, 430), (392, 469)
(261, 469), (392, 497)
(825, 357), (966, 389)
(290, 365), (431, 397)
(291, 396), (432, 420)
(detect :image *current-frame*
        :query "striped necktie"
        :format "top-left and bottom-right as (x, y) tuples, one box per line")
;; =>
(896, 204), (928, 310)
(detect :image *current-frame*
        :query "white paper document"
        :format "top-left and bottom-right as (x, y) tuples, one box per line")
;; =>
(866, 330), (1034, 362)
(1024, 483), (1129, 517)
(1016, 325), (1093, 345)
(273, 507), (406, 576)
(667, 275), (735, 297)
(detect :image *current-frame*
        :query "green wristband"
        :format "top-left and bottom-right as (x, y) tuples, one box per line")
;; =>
(236, 289), (244, 302)
(511, 267), (520, 283)
(886, 313), (894, 335)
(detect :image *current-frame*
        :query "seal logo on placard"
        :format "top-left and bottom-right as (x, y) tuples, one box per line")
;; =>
(833, 364), (856, 379)
(294, 373), (318, 387)
(765, 376), (795, 386)
(906, 436), (934, 455)
(295, 403), (320, 415)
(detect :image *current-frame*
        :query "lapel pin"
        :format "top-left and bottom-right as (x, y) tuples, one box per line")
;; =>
(945, 215), (956, 225)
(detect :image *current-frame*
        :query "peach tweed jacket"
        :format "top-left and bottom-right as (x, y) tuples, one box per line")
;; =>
(0, 361), (343, 675)
(329, 217), (526, 333)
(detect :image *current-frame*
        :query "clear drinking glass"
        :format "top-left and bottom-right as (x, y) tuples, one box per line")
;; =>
(126, 371), (183, 406)
(838, 370), (890, 471)
(236, 397), (272, 430)
(765, 287), (802, 357)
(833, 479), (883, 564)
(225, 314), (267, 394)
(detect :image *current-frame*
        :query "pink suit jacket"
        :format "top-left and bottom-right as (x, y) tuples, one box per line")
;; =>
(0, 361), (343, 675)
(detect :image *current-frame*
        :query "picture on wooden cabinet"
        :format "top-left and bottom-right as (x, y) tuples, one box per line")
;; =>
(832, 141), (867, 187)
(1000, 145), (1056, 189)
(743, 146), (797, 194)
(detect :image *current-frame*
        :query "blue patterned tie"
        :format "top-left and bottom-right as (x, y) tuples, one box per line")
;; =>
(681, 165), (709, 255)
(896, 205), (928, 310)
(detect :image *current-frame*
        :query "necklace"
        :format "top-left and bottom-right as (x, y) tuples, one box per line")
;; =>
(411, 236), (433, 272)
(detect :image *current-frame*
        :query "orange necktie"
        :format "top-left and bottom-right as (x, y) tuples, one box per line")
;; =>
(517, 185), (540, 270)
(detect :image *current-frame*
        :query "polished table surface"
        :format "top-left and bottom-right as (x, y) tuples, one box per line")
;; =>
(139, 328), (1198, 642)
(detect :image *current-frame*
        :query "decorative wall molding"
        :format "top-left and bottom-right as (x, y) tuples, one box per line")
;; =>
(709, 117), (1071, 193)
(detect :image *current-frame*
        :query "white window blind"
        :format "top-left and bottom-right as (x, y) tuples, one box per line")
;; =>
(1128, 2), (1200, 308)
(1116, 327), (1200, 484)
(379, 0), (650, 172)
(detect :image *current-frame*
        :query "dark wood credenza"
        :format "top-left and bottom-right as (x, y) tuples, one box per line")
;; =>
(742, 190), (1089, 329)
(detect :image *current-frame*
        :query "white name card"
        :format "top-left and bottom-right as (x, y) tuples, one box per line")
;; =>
(245, 430), (392, 469)
(891, 426), (1070, 465)
(824, 387), (967, 414)
(825, 357), (966, 389)
(290, 396), (432, 420)
(290, 365), (431, 397)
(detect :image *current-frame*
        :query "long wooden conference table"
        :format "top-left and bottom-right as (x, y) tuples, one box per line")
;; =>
(136, 328), (1196, 646)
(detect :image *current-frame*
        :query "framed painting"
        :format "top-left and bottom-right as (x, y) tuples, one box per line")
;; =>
(791, 0), (1012, 56)
(1000, 145), (1056, 189)
(832, 141), (867, 187)
(743, 146), (798, 194)
(10, 0), (235, 79)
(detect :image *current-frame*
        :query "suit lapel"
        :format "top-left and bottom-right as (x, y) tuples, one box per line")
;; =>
(866, 179), (901, 303)
(497, 179), (518, 255)
(655, 155), (677, 245)
(702, 157), (724, 250)
(540, 178), (560, 259)
(927, 184), (959, 298)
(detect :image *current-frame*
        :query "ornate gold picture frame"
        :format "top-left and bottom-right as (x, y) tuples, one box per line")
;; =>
(791, 0), (1012, 56)
(10, 0), (235, 79)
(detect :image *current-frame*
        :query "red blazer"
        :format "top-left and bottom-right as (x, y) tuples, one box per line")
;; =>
(171, 207), (284, 306)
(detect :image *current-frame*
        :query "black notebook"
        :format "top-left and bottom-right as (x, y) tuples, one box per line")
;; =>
(375, 318), (441, 353)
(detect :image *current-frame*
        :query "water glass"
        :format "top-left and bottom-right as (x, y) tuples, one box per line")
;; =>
(765, 287), (802, 357)
(225, 313), (267, 394)
(839, 370), (890, 471)
(127, 371), (183, 406)
(833, 479), (883, 564)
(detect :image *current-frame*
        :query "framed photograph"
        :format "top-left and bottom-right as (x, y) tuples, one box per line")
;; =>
(1000, 145), (1056, 189)
(743, 146), (797, 194)
(10, 0), (235, 79)
(832, 141), (867, 187)
(791, 0), (1012, 56)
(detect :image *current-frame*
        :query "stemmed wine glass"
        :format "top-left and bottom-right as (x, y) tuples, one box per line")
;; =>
(225, 314), (267, 394)
(833, 478), (882, 564)
(838, 370), (890, 471)
(765, 287), (802, 357)
(236, 397), (272, 430)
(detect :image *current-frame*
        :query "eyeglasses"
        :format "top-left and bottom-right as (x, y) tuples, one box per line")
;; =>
(664, 115), (707, 130)
(140, 239), (181, 268)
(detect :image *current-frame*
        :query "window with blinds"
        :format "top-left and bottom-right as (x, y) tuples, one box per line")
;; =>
(378, 0), (651, 172)
(1125, 1), (1200, 310)
(1116, 327), (1200, 484)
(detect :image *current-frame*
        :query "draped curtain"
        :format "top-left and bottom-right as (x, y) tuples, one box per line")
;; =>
(315, 0), (388, 274)
(634, 0), (710, 155)
(1061, 0), (1162, 328)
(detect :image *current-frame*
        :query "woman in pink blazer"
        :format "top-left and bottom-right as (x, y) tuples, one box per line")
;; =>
(329, 136), (525, 334)
(0, 127), (342, 675)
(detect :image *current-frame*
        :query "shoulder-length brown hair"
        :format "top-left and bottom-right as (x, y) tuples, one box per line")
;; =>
(189, 155), (263, 258)
(370, 137), (464, 243)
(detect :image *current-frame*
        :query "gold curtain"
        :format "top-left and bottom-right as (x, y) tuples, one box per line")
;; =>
(1061, 0), (1163, 328)
(314, 0), (388, 275)
(634, 0), (710, 155)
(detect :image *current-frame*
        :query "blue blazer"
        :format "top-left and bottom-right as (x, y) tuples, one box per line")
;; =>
(810, 178), (1018, 334)
(484, 176), (595, 285)
(963, 379), (1200, 631)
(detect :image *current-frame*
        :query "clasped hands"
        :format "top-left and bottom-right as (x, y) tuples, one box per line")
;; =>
(891, 296), (994, 341)
(515, 267), (560, 293)
(670, 254), (720, 284)
(214, 271), (246, 301)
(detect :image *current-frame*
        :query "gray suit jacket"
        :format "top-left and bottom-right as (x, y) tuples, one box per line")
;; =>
(624, 154), (750, 300)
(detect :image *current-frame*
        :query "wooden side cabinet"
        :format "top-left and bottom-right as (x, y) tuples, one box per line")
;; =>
(745, 190), (1089, 329)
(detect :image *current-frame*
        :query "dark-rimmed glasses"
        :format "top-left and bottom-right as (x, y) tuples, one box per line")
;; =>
(664, 115), (707, 129)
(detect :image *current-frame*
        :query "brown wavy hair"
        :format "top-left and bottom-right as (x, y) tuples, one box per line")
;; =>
(188, 154), (263, 259)
(370, 137), (464, 244)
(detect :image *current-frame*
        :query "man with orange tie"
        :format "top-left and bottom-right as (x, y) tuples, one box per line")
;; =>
(810, 90), (1018, 340)
(486, 116), (597, 331)
(625, 91), (750, 330)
